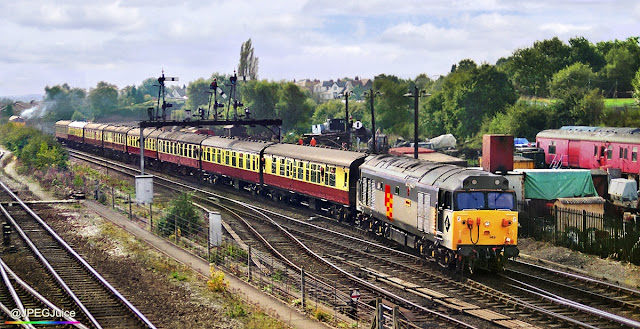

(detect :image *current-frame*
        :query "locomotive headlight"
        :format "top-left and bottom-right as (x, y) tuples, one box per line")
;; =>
(484, 221), (490, 227)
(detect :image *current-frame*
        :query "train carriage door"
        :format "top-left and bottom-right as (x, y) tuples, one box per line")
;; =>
(417, 192), (428, 232)
(568, 140), (580, 167)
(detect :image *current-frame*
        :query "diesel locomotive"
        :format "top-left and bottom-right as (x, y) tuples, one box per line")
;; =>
(56, 120), (518, 271)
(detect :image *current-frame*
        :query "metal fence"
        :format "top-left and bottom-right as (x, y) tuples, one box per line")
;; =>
(518, 201), (640, 265)
(88, 183), (418, 329)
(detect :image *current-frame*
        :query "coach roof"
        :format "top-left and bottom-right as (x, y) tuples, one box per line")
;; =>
(264, 143), (366, 167)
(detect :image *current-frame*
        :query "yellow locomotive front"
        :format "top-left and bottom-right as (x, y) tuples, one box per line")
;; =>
(437, 188), (519, 271)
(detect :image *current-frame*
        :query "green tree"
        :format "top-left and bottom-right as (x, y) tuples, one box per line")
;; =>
(601, 45), (640, 93)
(373, 74), (411, 137)
(440, 62), (518, 140)
(481, 102), (553, 140)
(88, 81), (118, 119)
(421, 92), (447, 138)
(276, 83), (314, 133)
(1, 103), (14, 123)
(185, 78), (211, 115)
(241, 80), (279, 119)
(633, 67), (640, 105)
(157, 193), (201, 237)
(311, 99), (344, 124)
(139, 77), (160, 98)
(568, 36), (605, 72)
(238, 38), (259, 80)
(43, 84), (87, 122)
(549, 62), (600, 125)
(500, 37), (570, 97)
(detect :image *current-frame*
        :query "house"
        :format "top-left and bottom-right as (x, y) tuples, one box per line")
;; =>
(313, 79), (355, 101)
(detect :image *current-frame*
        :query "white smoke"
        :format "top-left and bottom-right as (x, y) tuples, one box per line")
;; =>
(20, 102), (49, 119)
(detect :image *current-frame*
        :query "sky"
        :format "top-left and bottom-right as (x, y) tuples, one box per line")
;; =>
(1, 0), (639, 97)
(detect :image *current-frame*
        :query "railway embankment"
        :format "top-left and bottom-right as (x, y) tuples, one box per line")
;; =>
(0, 151), (312, 329)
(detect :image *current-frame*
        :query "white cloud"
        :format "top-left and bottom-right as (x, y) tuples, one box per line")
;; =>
(1, 0), (640, 96)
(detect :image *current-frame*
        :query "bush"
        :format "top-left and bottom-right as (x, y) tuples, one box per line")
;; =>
(156, 193), (201, 237)
(207, 265), (228, 292)
(0, 123), (68, 170)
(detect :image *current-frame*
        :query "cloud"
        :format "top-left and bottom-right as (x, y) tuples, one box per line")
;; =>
(539, 23), (593, 35)
(4, 1), (142, 32)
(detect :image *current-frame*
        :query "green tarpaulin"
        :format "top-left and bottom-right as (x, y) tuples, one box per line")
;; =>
(524, 169), (597, 200)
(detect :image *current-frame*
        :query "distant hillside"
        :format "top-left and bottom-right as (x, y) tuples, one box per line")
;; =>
(1, 94), (43, 102)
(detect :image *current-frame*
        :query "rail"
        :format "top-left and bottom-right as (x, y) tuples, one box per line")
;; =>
(0, 180), (156, 329)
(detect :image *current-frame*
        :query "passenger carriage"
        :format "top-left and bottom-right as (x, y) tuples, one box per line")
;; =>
(67, 121), (87, 145)
(83, 123), (109, 151)
(200, 137), (268, 187)
(55, 120), (72, 142)
(157, 131), (207, 174)
(126, 128), (160, 159)
(537, 126), (640, 178)
(262, 144), (366, 215)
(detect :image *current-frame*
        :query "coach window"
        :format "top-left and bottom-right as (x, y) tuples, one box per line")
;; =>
(225, 151), (230, 165)
(329, 167), (336, 187)
(217, 149), (222, 163)
(607, 145), (613, 160)
(305, 163), (310, 181)
(310, 164), (317, 183)
(272, 157), (277, 173)
(600, 146), (605, 157)
(548, 141), (556, 154)
(624, 148), (628, 159)
(620, 147), (624, 159)
(238, 153), (244, 168)
(633, 147), (638, 162)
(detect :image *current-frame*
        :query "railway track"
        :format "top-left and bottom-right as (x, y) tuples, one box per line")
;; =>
(0, 178), (155, 329)
(68, 148), (640, 328)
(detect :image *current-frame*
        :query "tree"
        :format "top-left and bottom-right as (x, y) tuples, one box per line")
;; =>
(241, 80), (279, 119)
(2, 103), (14, 123)
(184, 78), (211, 116)
(372, 74), (411, 137)
(238, 38), (259, 80)
(500, 37), (570, 97)
(480, 102), (551, 140)
(568, 36), (605, 72)
(157, 193), (201, 238)
(276, 83), (314, 133)
(43, 84), (87, 122)
(139, 77), (159, 98)
(549, 62), (597, 103)
(440, 63), (518, 140)
(549, 62), (600, 125)
(633, 67), (640, 105)
(88, 82), (118, 119)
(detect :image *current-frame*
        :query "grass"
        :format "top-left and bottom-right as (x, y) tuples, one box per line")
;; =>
(605, 98), (638, 108)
